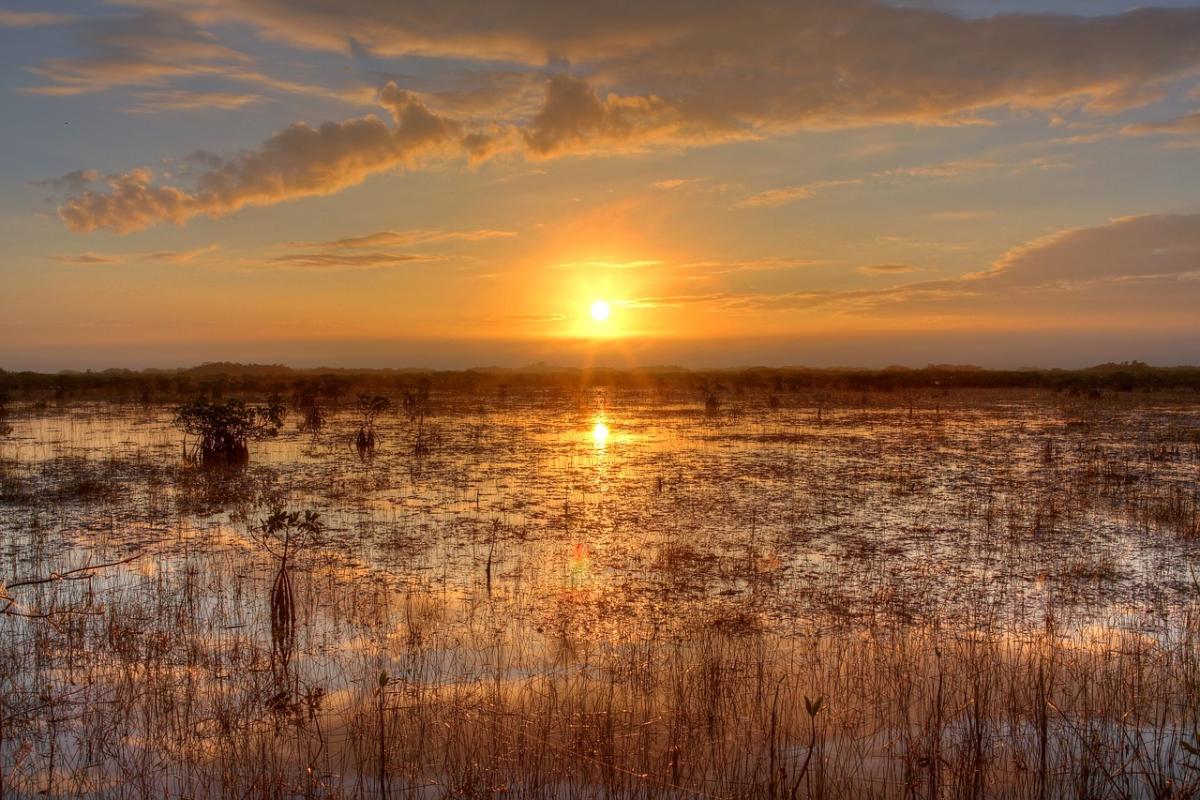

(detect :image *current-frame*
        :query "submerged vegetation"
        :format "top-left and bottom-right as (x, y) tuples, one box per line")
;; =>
(1, 369), (1200, 797)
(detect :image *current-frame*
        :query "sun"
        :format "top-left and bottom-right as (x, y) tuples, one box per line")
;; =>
(590, 299), (611, 322)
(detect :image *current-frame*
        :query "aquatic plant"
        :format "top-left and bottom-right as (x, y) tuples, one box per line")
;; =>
(255, 509), (322, 678)
(404, 382), (433, 455)
(355, 394), (391, 452)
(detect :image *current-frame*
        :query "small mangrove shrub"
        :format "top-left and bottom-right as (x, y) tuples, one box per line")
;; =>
(356, 394), (391, 452)
(175, 398), (286, 464)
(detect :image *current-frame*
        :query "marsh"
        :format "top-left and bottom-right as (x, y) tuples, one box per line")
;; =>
(2, 377), (1199, 798)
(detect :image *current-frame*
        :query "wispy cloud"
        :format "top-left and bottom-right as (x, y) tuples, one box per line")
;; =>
(50, 253), (119, 265)
(21, 10), (249, 97)
(737, 158), (1005, 208)
(135, 0), (1200, 136)
(49, 245), (220, 265)
(554, 259), (663, 270)
(857, 264), (921, 275)
(0, 11), (76, 27)
(736, 179), (865, 208)
(267, 252), (439, 270)
(651, 178), (702, 191)
(124, 90), (263, 113)
(929, 210), (997, 221)
(485, 313), (567, 325)
(1123, 111), (1200, 136)
(20, 9), (372, 107)
(614, 214), (1200, 318)
(675, 258), (821, 277)
(298, 229), (516, 250)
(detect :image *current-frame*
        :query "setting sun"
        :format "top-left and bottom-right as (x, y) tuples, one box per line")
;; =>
(590, 299), (611, 322)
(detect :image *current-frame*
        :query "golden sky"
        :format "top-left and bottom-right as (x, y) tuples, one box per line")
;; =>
(2, 0), (1199, 369)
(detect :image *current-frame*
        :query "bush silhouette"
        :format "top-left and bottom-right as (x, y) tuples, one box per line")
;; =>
(355, 394), (391, 452)
(175, 399), (286, 464)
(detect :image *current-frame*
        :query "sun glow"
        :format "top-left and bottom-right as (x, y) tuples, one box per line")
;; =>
(590, 299), (611, 322)
(592, 419), (610, 448)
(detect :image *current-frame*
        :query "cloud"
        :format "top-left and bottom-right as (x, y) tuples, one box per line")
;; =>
(56, 85), (464, 233)
(485, 313), (567, 325)
(32, 169), (102, 195)
(50, 253), (119, 265)
(857, 264), (921, 275)
(48, 245), (220, 265)
(855, 214), (1200, 312)
(675, 258), (822, 277)
(522, 74), (692, 156)
(266, 252), (438, 270)
(972, 213), (1200, 286)
(737, 179), (865, 208)
(142, 1), (1200, 135)
(736, 156), (1048, 209)
(651, 178), (699, 191)
(734, 159), (991, 208)
(838, 215), (1200, 312)
(20, 9), (372, 105)
(621, 293), (739, 310)
(0, 11), (75, 27)
(878, 160), (998, 179)
(620, 214), (1200, 317)
(554, 259), (662, 270)
(929, 210), (997, 221)
(43, 1), (1200, 230)
(124, 90), (263, 113)
(142, 244), (220, 263)
(22, 10), (248, 96)
(1123, 111), (1200, 136)
(298, 229), (517, 250)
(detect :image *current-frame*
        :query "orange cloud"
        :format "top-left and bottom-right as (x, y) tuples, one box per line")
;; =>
(857, 264), (921, 275)
(57, 87), (462, 233)
(296, 229), (517, 250)
(737, 179), (865, 208)
(0, 11), (76, 27)
(141, 1), (1200, 128)
(618, 214), (1200, 318)
(1123, 111), (1200, 136)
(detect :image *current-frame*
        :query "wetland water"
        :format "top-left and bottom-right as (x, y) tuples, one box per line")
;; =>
(2, 388), (1199, 798)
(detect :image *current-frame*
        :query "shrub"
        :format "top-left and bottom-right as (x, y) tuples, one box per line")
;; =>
(355, 394), (391, 452)
(175, 399), (286, 464)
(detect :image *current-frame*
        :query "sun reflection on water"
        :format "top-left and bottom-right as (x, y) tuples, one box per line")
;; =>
(591, 418), (609, 448)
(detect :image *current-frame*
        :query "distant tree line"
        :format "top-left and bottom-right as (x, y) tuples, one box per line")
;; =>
(1, 360), (1199, 401)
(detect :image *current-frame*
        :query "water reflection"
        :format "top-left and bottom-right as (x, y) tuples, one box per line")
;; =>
(591, 418), (609, 449)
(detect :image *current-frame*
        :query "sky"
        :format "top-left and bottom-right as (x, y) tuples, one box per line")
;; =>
(2, 0), (1200, 371)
